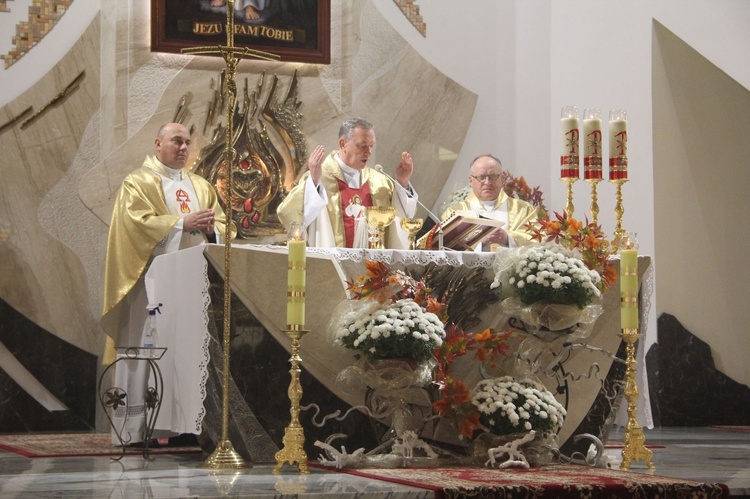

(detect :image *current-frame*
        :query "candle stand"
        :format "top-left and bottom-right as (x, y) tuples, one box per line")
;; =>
(561, 177), (577, 216)
(619, 327), (654, 470)
(611, 178), (628, 247)
(274, 327), (310, 474)
(586, 178), (602, 224)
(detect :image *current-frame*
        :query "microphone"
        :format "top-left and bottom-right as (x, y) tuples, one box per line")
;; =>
(372, 164), (444, 250)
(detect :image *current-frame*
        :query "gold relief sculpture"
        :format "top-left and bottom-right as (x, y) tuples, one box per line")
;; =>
(192, 70), (305, 239)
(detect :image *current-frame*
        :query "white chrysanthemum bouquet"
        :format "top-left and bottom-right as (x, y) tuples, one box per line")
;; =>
(494, 243), (602, 309)
(333, 298), (445, 362)
(471, 376), (566, 437)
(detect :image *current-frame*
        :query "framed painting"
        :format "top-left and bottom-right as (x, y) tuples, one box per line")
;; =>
(151, 0), (330, 64)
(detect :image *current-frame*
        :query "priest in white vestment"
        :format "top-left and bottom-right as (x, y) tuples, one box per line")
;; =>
(441, 154), (538, 251)
(101, 123), (235, 444)
(277, 117), (418, 249)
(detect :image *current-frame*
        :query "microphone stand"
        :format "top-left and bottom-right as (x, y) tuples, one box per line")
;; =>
(373, 165), (444, 251)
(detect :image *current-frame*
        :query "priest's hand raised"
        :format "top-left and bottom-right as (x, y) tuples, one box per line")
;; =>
(183, 209), (216, 235)
(395, 151), (413, 188)
(308, 145), (326, 186)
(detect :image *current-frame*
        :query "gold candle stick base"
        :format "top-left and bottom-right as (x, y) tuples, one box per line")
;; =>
(585, 178), (602, 225)
(610, 178), (628, 246)
(561, 177), (578, 216)
(199, 440), (251, 469)
(619, 328), (654, 470)
(274, 327), (310, 474)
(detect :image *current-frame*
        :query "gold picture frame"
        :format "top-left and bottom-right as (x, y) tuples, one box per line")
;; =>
(151, 0), (330, 64)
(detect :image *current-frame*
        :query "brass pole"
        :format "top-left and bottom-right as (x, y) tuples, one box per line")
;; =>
(180, 0), (279, 470)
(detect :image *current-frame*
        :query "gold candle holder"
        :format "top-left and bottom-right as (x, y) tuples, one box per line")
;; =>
(611, 178), (628, 247)
(400, 217), (423, 250)
(274, 327), (310, 474)
(586, 178), (602, 225)
(365, 206), (396, 249)
(619, 329), (654, 470)
(618, 234), (654, 470)
(561, 177), (578, 217)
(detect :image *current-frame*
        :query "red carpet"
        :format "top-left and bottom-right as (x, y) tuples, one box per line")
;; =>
(0, 433), (202, 458)
(325, 465), (729, 498)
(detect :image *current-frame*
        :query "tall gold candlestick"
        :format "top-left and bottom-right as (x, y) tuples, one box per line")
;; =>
(275, 223), (309, 473)
(618, 235), (654, 470)
(274, 327), (310, 474)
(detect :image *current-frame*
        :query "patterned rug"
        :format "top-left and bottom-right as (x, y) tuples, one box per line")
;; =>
(328, 465), (729, 499)
(0, 433), (202, 458)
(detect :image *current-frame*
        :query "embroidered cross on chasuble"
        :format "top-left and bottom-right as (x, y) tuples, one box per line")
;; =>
(337, 178), (373, 248)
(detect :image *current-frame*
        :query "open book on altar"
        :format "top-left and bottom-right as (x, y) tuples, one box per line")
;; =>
(416, 210), (506, 251)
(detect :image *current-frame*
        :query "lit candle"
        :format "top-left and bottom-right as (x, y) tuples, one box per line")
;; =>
(560, 106), (579, 178)
(287, 222), (306, 329)
(620, 235), (638, 330)
(583, 108), (602, 180)
(609, 109), (628, 180)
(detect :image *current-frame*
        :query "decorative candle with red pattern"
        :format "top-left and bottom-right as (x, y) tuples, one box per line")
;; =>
(583, 108), (603, 180)
(560, 106), (579, 179)
(609, 109), (628, 180)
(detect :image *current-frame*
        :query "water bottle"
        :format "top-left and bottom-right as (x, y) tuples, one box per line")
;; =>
(142, 303), (162, 358)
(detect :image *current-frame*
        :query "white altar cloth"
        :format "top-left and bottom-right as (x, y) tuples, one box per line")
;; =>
(145, 245), (210, 435)
(143, 243), (653, 439)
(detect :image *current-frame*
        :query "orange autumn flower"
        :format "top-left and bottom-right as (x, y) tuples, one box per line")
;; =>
(583, 233), (600, 250)
(457, 412), (483, 440)
(567, 217), (583, 235)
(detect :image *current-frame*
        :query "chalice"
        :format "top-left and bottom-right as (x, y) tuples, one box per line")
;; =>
(365, 206), (397, 249)
(400, 218), (424, 250)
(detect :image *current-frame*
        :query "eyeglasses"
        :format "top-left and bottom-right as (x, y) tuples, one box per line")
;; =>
(470, 174), (500, 183)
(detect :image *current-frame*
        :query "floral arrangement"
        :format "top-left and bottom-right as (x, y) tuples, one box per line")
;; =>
(345, 261), (446, 317)
(499, 243), (603, 309)
(333, 298), (445, 362)
(432, 325), (515, 439)
(499, 171), (547, 217)
(334, 262), (447, 362)
(524, 211), (617, 292)
(471, 376), (566, 437)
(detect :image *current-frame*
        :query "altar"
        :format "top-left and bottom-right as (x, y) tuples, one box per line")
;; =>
(143, 243), (652, 462)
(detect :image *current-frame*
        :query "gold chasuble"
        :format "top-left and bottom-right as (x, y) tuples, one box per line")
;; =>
(277, 152), (399, 248)
(442, 190), (538, 246)
(101, 156), (234, 360)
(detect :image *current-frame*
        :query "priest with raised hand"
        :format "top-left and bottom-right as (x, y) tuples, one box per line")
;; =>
(277, 117), (419, 249)
(101, 122), (235, 446)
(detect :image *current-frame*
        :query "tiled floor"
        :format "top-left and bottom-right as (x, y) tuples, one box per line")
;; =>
(0, 426), (748, 498)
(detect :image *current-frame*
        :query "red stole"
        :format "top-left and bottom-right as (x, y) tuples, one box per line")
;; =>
(337, 178), (373, 248)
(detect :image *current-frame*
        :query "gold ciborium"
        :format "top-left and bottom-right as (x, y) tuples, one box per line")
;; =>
(365, 206), (396, 249)
(400, 218), (423, 250)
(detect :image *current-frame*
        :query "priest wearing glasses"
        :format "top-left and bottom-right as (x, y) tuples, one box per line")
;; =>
(441, 154), (537, 249)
